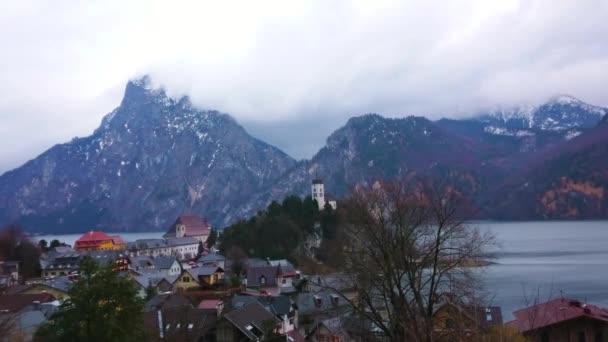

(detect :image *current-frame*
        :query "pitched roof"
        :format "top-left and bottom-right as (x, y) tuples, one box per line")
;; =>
(198, 299), (223, 310)
(127, 239), (168, 250)
(144, 293), (192, 312)
(144, 307), (217, 341)
(247, 266), (279, 287)
(296, 291), (350, 315)
(166, 237), (200, 246)
(223, 301), (279, 340)
(128, 256), (155, 269)
(153, 256), (178, 269)
(164, 216), (211, 238)
(506, 298), (608, 333)
(132, 273), (178, 289)
(269, 259), (296, 274)
(185, 266), (223, 280)
(0, 293), (56, 313)
(199, 252), (226, 262)
(434, 300), (503, 330)
(75, 231), (124, 246)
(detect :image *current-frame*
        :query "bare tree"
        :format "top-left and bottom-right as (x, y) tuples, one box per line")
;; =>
(0, 313), (17, 339)
(314, 179), (494, 342)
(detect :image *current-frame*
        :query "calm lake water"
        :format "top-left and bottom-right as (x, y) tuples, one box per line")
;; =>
(477, 221), (608, 320)
(34, 221), (608, 320)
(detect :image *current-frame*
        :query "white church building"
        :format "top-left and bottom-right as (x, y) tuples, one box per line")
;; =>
(311, 178), (337, 210)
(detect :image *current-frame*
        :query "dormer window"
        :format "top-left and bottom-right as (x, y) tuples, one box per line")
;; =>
(330, 294), (339, 306)
(314, 295), (322, 307)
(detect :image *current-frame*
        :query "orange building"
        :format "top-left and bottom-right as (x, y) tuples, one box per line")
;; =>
(74, 231), (126, 251)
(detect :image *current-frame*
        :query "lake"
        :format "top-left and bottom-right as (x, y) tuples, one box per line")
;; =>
(34, 221), (608, 320)
(478, 221), (608, 320)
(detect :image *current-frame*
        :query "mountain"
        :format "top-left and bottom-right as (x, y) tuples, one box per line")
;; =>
(487, 120), (608, 219)
(234, 114), (496, 218)
(476, 95), (606, 133)
(234, 97), (608, 221)
(0, 77), (296, 232)
(1, 88), (606, 233)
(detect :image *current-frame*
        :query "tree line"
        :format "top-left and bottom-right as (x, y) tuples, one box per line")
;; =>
(219, 195), (340, 263)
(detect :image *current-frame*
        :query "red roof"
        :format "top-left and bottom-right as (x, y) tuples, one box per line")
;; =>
(197, 299), (222, 310)
(0, 293), (56, 312)
(506, 298), (608, 333)
(75, 231), (124, 247)
(164, 216), (211, 238)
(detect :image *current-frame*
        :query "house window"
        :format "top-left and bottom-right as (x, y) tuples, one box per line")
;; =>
(183, 276), (190, 282)
(260, 276), (266, 285)
(282, 278), (286, 284)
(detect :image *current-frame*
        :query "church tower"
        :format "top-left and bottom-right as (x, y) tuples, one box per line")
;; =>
(312, 178), (326, 210)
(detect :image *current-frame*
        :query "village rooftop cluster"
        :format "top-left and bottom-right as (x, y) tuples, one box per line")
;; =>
(1, 180), (608, 341)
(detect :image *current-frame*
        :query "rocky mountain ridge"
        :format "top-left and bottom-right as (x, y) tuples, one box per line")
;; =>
(1, 78), (606, 232)
(0, 77), (296, 232)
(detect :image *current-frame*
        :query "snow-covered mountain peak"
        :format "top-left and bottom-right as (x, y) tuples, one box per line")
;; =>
(547, 94), (581, 106)
(477, 95), (606, 132)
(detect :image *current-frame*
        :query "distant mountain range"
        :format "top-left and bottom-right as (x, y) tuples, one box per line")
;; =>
(1, 77), (606, 233)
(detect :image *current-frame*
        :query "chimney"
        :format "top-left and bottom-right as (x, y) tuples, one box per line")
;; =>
(157, 308), (164, 339)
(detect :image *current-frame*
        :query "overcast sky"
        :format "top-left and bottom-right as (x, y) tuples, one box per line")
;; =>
(1, 0), (607, 173)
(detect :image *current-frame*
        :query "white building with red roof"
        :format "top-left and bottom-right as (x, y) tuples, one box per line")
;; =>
(163, 216), (211, 244)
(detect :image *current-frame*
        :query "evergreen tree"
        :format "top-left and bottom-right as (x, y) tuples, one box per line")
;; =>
(206, 228), (217, 248)
(266, 201), (283, 217)
(49, 239), (68, 249)
(34, 257), (147, 342)
(38, 239), (48, 251)
(197, 241), (204, 257)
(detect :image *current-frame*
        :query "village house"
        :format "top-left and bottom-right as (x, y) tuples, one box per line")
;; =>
(295, 290), (353, 337)
(126, 239), (172, 257)
(216, 301), (281, 342)
(433, 298), (503, 340)
(127, 237), (199, 261)
(144, 292), (217, 341)
(198, 252), (226, 269)
(268, 260), (299, 294)
(0, 293), (58, 341)
(41, 251), (83, 277)
(0, 261), (20, 291)
(507, 298), (608, 342)
(127, 255), (155, 271)
(165, 237), (200, 260)
(164, 215), (212, 244)
(173, 266), (224, 291)
(18, 277), (72, 300)
(246, 265), (281, 294)
(152, 256), (182, 276)
(230, 295), (297, 335)
(74, 231), (125, 251)
(131, 273), (179, 299)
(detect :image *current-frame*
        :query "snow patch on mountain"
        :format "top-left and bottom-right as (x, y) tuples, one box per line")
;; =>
(484, 126), (534, 137)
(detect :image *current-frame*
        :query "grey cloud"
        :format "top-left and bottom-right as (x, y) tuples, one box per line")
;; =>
(1, 0), (607, 172)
